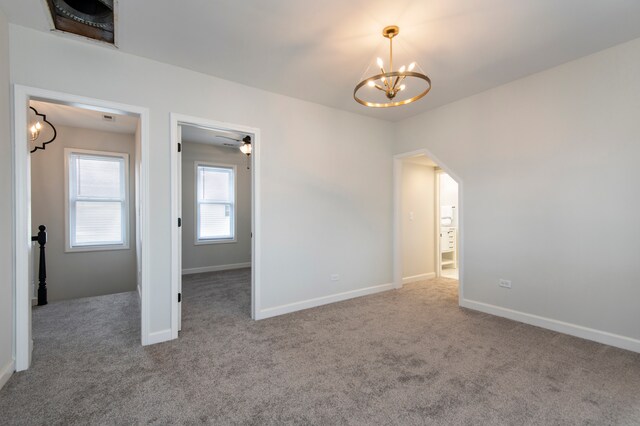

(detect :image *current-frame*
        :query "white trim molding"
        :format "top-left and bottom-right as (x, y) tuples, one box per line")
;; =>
(0, 359), (15, 390)
(170, 113), (261, 340)
(461, 298), (640, 354)
(145, 329), (174, 345)
(182, 262), (251, 275)
(402, 272), (436, 284)
(257, 283), (394, 320)
(13, 85), (153, 371)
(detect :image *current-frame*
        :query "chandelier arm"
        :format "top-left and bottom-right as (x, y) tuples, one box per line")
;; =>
(354, 71), (431, 108)
(392, 74), (406, 91)
(379, 68), (390, 89)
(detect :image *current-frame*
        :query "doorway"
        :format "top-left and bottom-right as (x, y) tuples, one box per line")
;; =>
(13, 86), (151, 371)
(393, 149), (464, 302)
(170, 114), (261, 337)
(437, 171), (460, 279)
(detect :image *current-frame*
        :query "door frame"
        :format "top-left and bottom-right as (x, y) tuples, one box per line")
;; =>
(169, 113), (261, 338)
(12, 85), (152, 371)
(393, 148), (465, 303)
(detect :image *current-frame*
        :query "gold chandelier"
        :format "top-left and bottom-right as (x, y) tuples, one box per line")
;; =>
(354, 25), (431, 108)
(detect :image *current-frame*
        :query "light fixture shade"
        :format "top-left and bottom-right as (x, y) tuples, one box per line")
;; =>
(28, 106), (57, 153)
(239, 142), (252, 155)
(354, 26), (431, 108)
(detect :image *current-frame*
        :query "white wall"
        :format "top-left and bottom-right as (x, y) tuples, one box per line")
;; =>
(9, 25), (394, 335)
(401, 161), (436, 281)
(181, 141), (251, 272)
(30, 125), (137, 301)
(0, 7), (14, 388)
(439, 173), (458, 208)
(396, 37), (640, 346)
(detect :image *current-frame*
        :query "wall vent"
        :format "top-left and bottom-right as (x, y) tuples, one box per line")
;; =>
(46, 0), (115, 44)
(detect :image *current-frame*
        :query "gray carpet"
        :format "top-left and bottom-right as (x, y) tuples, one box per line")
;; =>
(1, 269), (639, 425)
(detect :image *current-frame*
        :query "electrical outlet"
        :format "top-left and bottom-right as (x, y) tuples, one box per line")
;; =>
(409, 212), (415, 221)
(330, 274), (340, 281)
(499, 279), (512, 289)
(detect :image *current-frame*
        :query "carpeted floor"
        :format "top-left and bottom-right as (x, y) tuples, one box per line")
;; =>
(1, 269), (639, 425)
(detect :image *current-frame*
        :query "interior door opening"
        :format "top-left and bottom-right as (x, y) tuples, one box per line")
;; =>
(13, 85), (151, 371)
(394, 150), (463, 301)
(175, 120), (255, 334)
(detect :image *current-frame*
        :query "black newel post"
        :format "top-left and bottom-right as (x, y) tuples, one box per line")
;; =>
(31, 225), (47, 306)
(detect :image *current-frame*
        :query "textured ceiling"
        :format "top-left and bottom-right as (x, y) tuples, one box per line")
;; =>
(3, 0), (640, 121)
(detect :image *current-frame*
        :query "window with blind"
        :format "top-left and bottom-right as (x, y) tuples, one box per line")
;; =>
(65, 149), (129, 251)
(196, 163), (236, 243)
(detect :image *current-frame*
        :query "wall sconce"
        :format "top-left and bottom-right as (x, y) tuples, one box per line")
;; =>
(29, 106), (57, 153)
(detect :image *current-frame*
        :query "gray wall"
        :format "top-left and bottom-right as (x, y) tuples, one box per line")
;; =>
(181, 141), (251, 271)
(30, 124), (137, 301)
(401, 162), (436, 280)
(396, 37), (640, 342)
(11, 24), (393, 335)
(0, 7), (14, 386)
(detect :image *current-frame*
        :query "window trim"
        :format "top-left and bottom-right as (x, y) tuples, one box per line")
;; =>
(194, 161), (237, 245)
(64, 148), (130, 252)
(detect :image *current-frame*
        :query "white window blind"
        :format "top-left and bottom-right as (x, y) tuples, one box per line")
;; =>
(196, 164), (235, 242)
(67, 150), (128, 249)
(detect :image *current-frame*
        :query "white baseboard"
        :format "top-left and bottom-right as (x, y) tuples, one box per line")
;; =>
(257, 282), (394, 320)
(0, 358), (15, 390)
(461, 298), (640, 353)
(182, 262), (251, 275)
(144, 328), (173, 346)
(402, 272), (436, 285)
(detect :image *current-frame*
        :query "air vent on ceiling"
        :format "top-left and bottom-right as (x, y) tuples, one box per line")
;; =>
(46, 0), (115, 44)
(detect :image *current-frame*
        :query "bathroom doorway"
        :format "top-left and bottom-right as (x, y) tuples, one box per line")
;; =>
(437, 171), (459, 279)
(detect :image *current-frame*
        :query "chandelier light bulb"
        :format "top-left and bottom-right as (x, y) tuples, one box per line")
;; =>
(367, 80), (375, 87)
(376, 57), (384, 68)
(408, 62), (416, 71)
(400, 84), (406, 91)
(35, 121), (42, 130)
(399, 65), (406, 73)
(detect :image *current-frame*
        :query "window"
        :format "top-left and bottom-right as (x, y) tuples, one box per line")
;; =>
(196, 163), (236, 243)
(65, 149), (129, 251)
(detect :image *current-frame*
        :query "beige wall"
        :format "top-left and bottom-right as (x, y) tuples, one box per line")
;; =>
(396, 37), (640, 343)
(401, 161), (436, 280)
(181, 141), (251, 271)
(0, 7), (14, 387)
(30, 125), (137, 301)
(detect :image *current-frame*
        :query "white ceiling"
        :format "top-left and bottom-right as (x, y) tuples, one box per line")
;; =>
(181, 124), (249, 148)
(4, 1), (640, 121)
(29, 100), (138, 134)
(404, 155), (438, 168)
